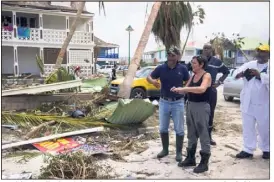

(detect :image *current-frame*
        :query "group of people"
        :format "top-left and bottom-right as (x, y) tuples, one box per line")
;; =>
(146, 43), (270, 173)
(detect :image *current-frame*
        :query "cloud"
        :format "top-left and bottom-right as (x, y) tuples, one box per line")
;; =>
(86, 2), (269, 57)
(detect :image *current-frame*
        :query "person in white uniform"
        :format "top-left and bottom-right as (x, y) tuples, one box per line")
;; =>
(235, 44), (270, 159)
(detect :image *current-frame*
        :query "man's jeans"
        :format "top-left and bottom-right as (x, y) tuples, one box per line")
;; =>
(159, 98), (185, 136)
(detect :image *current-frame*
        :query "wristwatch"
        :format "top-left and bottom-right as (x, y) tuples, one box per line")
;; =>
(217, 80), (223, 85)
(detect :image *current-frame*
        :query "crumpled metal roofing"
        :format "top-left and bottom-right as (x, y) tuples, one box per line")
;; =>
(107, 99), (155, 125)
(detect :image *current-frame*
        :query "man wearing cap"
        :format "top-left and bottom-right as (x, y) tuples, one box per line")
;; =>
(202, 43), (230, 145)
(234, 44), (270, 159)
(147, 46), (190, 162)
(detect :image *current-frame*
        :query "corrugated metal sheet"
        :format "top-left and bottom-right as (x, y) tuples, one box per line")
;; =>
(107, 99), (155, 124)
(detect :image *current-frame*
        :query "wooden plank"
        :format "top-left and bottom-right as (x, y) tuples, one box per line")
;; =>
(2, 80), (82, 96)
(2, 127), (104, 150)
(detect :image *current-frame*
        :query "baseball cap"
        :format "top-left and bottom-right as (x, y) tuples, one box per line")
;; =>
(256, 44), (270, 52)
(167, 46), (181, 56)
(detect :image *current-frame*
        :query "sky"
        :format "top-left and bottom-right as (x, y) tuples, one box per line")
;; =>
(86, 2), (269, 57)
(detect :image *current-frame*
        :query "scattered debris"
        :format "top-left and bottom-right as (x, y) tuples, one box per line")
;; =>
(39, 152), (114, 179)
(2, 127), (104, 150)
(24, 120), (56, 139)
(224, 144), (239, 152)
(71, 144), (108, 155)
(33, 138), (81, 154)
(2, 125), (18, 130)
(2, 172), (32, 180)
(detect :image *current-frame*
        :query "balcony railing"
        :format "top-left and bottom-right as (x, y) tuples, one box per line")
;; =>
(2, 28), (93, 45)
(98, 54), (119, 59)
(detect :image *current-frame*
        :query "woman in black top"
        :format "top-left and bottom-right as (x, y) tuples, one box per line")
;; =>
(171, 55), (212, 173)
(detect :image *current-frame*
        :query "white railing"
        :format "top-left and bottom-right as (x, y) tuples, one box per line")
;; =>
(44, 64), (68, 76)
(2, 28), (93, 45)
(71, 31), (92, 44)
(43, 29), (67, 44)
(2, 30), (13, 41)
(44, 64), (93, 77)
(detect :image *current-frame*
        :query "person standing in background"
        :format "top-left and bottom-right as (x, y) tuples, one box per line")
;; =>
(234, 44), (270, 159)
(202, 43), (230, 145)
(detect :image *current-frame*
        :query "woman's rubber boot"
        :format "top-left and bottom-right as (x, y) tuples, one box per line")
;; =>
(175, 135), (184, 162)
(178, 143), (197, 167)
(157, 133), (169, 158)
(193, 151), (211, 173)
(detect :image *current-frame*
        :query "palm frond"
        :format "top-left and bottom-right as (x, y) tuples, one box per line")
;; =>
(45, 67), (75, 84)
(152, 1), (193, 50)
(152, 2), (205, 52)
(1, 112), (126, 130)
(98, 1), (106, 16)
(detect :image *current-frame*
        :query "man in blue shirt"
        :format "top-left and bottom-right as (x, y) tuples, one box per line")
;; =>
(147, 47), (190, 162)
(203, 43), (230, 145)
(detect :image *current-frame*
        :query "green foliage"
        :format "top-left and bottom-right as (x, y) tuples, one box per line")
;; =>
(45, 67), (75, 84)
(152, 2), (194, 50)
(207, 32), (246, 61)
(1, 112), (126, 130)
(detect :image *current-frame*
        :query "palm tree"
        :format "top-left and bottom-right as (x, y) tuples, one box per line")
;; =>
(54, 2), (86, 70)
(53, 2), (105, 70)
(181, 5), (205, 56)
(151, 2), (194, 51)
(47, 2), (105, 81)
(117, 2), (162, 99)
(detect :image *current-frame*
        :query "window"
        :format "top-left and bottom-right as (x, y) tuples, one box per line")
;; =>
(30, 18), (36, 28)
(2, 16), (12, 24)
(136, 68), (153, 78)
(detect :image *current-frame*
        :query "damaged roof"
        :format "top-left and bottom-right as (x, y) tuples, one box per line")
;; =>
(2, 1), (93, 15)
(94, 36), (119, 48)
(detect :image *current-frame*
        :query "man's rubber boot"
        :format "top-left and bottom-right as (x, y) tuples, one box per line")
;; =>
(193, 151), (211, 173)
(178, 143), (197, 167)
(157, 133), (169, 158)
(209, 127), (216, 146)
(236, 151), (253, 159)
(175, 135), (184, 162)
(262, 152), (270, 159)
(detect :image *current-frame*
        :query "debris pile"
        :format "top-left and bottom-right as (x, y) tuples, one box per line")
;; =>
(39, 151), (114, 179)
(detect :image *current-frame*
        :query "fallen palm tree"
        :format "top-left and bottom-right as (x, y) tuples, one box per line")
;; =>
(2, 99), (155, 132)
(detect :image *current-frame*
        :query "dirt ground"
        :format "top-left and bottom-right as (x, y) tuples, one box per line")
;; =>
(1, 86), (270, 179)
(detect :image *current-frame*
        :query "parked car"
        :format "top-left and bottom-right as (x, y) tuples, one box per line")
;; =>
(223, 68), (244, 101)
(109, 66), (158, 99)
(109, 66), (186, 99)
(98, 65), (114, 74)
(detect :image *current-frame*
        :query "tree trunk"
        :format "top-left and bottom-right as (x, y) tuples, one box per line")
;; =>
(94, 47), (101, 74)
(54, 2), (86, 70)
(117, 2), (162, 99)
(181, 25), (192, 57)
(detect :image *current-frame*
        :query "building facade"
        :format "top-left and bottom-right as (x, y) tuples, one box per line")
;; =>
(143, 41), (204, 64)
(94, 36), (119, 66)
(2, 2), (95, 77)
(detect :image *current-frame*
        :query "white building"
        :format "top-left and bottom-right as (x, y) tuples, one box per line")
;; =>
(143, 41), (204, 64)
(2, 2), (95, 77)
